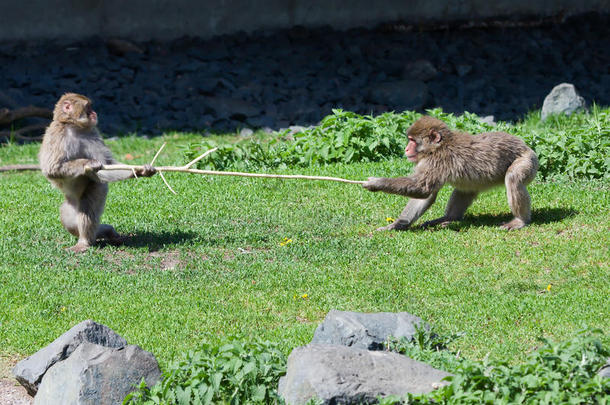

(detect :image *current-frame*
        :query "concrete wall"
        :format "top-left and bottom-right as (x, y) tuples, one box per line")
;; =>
(1, 0), (608, 41)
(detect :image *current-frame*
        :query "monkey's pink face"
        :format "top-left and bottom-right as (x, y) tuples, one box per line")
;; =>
(62, 100), (97, 128)
(405, 137), (419, 162)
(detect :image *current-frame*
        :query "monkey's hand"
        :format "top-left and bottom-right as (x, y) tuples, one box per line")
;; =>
(136, 164), (156, 177)
(83, 160), (104, 174)
(362, 177), (384, 192)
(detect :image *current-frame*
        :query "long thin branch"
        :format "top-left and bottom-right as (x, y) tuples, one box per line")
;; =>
(102, 164), (365, 184)
(0, 164), (40, 172)
(0, 106), (52, 125)
(0, 123), (47, 140)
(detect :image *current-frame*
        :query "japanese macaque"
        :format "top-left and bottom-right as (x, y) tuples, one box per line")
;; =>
(362, 116), (538, 231)
(39, 93), (156, 252)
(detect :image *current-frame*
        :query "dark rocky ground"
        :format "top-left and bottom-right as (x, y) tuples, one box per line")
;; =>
(0, 12), (609, 136)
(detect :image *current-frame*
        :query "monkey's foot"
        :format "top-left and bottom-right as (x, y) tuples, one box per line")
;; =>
(106, 233), (126, 246)
(376, 223), (409, 231)
(500, 218), (527, 230)
(420, 218), (453, 229)
(67, 243), (90, 253)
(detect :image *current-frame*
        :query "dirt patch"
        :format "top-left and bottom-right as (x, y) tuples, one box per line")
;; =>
(104, 249), (186, 272)
(147, 250), (183, 270)
(0, 356), (32, 405)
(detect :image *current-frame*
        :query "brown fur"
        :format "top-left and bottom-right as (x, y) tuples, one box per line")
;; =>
(39, 93), (155, 252)
(363, 116), (538, 231)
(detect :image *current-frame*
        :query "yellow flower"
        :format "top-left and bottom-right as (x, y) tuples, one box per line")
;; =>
(301, 293), (308, 299)
(280, 237), (293, 246)
(546, 284), (552, 292)
(386, 217), (395, 223)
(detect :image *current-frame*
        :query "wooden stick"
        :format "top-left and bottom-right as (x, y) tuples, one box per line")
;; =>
(0, 164), (40, 172)
(102, 146), (365, 186)
(183, 147), (218, 169)
(158, 171), (178, 194)
(149, 142), (166, 166)
(101, 164), (365, 184)
(0, 106), (52, 125)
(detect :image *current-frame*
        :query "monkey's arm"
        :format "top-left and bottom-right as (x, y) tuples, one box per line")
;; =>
(94, 164), (156, 183)
(362, 175), (441, 199)
(45, 158), (100, 179)
(377, 192), (438, 231)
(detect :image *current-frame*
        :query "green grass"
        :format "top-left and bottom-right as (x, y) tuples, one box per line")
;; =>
(0, 119), (608, 374)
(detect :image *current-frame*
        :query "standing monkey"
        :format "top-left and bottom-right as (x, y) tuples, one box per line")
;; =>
(39, 93), (156, 252)
(363, 116), (538, 231)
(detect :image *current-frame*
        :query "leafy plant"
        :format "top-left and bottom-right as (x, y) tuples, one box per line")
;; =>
(385, 329), (610, 404)
(186, 107), (610, 180)
(516, 105), (610, 180)
(124, 339), (287, 405)
(186, 109), (416, 171)
(386, 326), (465, 372)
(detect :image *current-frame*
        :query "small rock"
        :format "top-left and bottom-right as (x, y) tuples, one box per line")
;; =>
(404, 59), (438, 82)
(239, 127), (254, 137)
(34, 342), (161, 405)
(455, 64), (472, 77)
(541, 83), (586, 120)
(278, 344), (451, 405)
(311, 310), (429, 350)
(13, 320), (127, 396)
(480, 115), (496, 126)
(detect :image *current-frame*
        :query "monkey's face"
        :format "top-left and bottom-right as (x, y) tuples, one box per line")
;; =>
(54, 93), (98, 129)
(405, 136), (419, 162)
(405, 118), (445, 162)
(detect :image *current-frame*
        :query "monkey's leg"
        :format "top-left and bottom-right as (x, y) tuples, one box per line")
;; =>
(71, 183), (108, 252)
(377, 192), (438, 231)
(96, 224), (124, 245)
(60, 199), (80, 237)
(420, 189), (477, 229)
(501, 154), (536, 230)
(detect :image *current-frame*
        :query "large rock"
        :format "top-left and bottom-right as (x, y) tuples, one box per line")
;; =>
(541, 83), (586, 120)
(13, 320), (127, 396)
(367, 80), (430, 112)
(311, 310), (428, 350)
(278, 344), (451, 405)
(34, 342), (161, 405)
(599, 358), (610, 378)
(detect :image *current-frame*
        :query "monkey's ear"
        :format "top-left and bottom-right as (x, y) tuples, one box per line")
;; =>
(62, 101), (72, 113)
(431, 130), (442, 143)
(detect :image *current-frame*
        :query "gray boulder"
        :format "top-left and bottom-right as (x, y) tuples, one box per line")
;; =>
(13, 320), (127, 396)
(599, 358), (610, 378)
(311, 310), (428, 350)
(541, 83), (586, 120)
(34, 342), (161, 405)
(278, 344), (451, 405)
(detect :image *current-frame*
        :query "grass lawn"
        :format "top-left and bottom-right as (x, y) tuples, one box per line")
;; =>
(0, 130), (608, 372)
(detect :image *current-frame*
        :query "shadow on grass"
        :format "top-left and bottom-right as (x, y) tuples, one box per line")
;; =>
(417, 207), (578, 231)
(112, 230), (198, 251)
